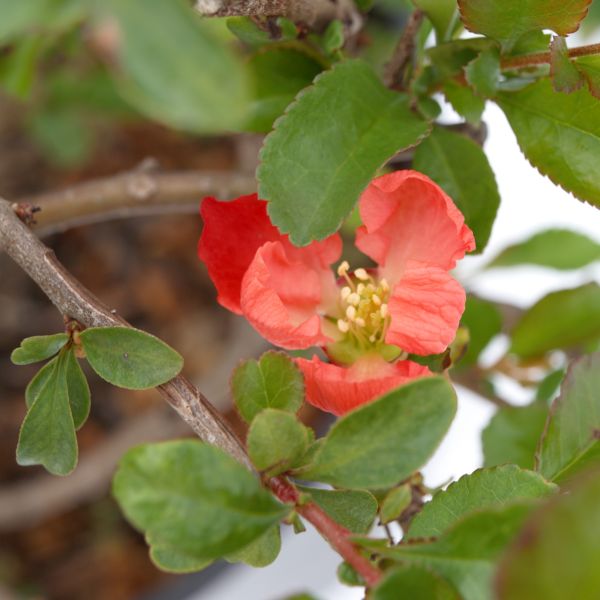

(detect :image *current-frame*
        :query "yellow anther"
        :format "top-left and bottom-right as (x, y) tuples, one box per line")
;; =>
(354, 268), (369, 281)
(337, 261), (350, 277)
(346, 306), (357, 321)
(369, 334), (376, 342)
(366, 283), (376, 293)
(380, 278), (390, 292)
(372, 294), (381, 306)
(347, 292), (360, 306)
(356, 283), (365, 295)
(355, 317), (366, 327)
(341, 286), (351, 300)
(337, 319), (350, 333)
(380, 303), (388, 318)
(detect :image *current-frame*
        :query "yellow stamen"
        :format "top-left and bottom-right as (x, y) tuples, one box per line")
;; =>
(337, 319), (350, 333)
(354, 268), (369, 281)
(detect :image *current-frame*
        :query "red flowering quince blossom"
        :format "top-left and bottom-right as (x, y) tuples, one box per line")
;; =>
(198, 170), (475, 416)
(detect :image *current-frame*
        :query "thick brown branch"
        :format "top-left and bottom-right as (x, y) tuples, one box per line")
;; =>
(384, 9), (425, 89)
(0, 198), (251, 469)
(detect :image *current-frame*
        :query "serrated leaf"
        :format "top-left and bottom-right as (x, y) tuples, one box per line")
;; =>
(246, 47), (323, 133)
(488, 229), (600, 270)
(300, 377), (456, 489)
(497, 79), (600, 208)
(113, 440), (289, 567)
(247, 409), (309, 475)
(550, 36), (585, 93)
(575, 55), (600, 98)
(482, 402), (549, 469)
(79, 327), (183, 390)
(408, 465), (556, 539)
(11, 333), (69, 365)
(17, 350), (77, 476)
(258, 59), (430, 246)
(232, 351), (304, 423)
(458, 0), (591, 50)
(373, 565), (461, 599)
(101, 0), (249, 133)
(496, 471), (600, 599)
(380, 484), (412, 524)
(537, 353), (600, 484)
(225, 524), (281, 567)
(465, 46), (500, 98)
(510, 284), (600, 358)
(412, 126), (500, 253)
(459, 296), (502, 367)
(298, 486), (378, 533)
(372, 503), (535, 600)
(443, 80), (485, 124)
(413, 0), (459, 41)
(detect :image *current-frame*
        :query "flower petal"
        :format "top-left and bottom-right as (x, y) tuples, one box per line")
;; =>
(241, 242), (336, 349)
(198, 194), (285, 314)
(385, 263), (466, 355)
(296, 354), (431, 416)
(355, 170), (475, 283)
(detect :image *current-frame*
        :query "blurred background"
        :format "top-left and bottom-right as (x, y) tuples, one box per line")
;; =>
(1, 1), (599, 598)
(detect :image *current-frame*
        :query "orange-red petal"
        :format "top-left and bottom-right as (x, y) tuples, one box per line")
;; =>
(296, 354), (431, 416)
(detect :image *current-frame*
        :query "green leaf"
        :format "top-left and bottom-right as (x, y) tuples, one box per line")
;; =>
(497, 79), (600, 208)
(337, 561), (364, 587)
(226, 17), (272, 46)
(373, 503), (535, 600)
(412, 126), (500, 253)
(113, 440), (290, 567)
(11, 333), (69, 365)
(258, 59), (430, 246)
(380, 484), (412, 524)
(247, 409), (309, 475)
(79, 327), (183, 390)
(458, 0), (591, 50)
(373, 565), (461, 599)
(496, 471), (600, 599)
(63, 350), (91, 430)
(25, 356), (58, 408)
(459, 296), (502, 367)
(510, 284), (600, 358)
(465, 46), (500, 98)
(488, 229), (600, 270)
(407, 465), (556, 539)
(482, 402), (549, 469)
(550, 36), (585, 93)
(245, 47), (323, 133)
(298, 487), (378, 533)
(150, 543), (211, 574)
(301, 377), (456, 489)
(427, 38), (495, 78)
(413, 0), (459, 41)
(232, 351), (304, 423)
(322, 20), (344, 54)
(102, 0), (249, 133)
(443, 80), (485, 124)
(575, 55), (600, 98)
(0, 36), (44, 99)
(537, 353), (600, 484)
(535, 369), (565, 403)
(225, 524), (281, 567)
(17, 350), (78, 476)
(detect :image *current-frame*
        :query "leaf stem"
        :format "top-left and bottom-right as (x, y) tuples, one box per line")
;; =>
(268, 476), (383, 587)
(501, 42), (600, 70)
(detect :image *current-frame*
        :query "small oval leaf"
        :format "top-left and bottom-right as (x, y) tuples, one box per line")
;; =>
(11, 333), (69, 365)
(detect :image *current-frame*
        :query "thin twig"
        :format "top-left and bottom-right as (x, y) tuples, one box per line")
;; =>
(501, 42), (600, 71)
(384, 9), (425, 89)
(0, 198), (252, 470)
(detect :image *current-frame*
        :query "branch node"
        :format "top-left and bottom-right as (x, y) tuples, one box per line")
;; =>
(12, 202), (41, 226)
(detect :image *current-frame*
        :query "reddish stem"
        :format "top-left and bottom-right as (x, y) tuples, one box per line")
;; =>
(268, 477), (382, 588)
(501, 42), (600, 70)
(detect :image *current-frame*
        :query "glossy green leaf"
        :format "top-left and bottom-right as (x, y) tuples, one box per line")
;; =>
(373, 565), (461, 600)
(488, 229), (600, 270)
(496, 471), (600, 599)
(301, 377), (456, 489)
(113, 440), (289, 566)
(497, 79), (600, 208)
(412, 126), (500, 252)
(11, 333), (69, 365)
(550, 36), (585, 93)
(465, 46), (500, 98)
(413, 0), (459, 41)
(25, 356), (57, 408)
(63, 350), (91, 430)
(246, 47), (323, 133)
(247, 409), (309, 475)
(537, 353), (600, 484)
(482, 402), (549, 469)
(374, 503), (535, 600)
(380, 484), (412, 524)
(408, 465), (556, 538)
(510, 284), (600, 358)
(258, 59), (430, 246)
(225, 524), (281, 567)
(443, 80), (485, 124)
(298, 487), (378, 533)
(17, 350), (77, 476)
(232, 351), (304, 423)
(575, 55), (600, 98)
(102, 0), (249, 133)
(459, 296), (502, 367)
(458, 0), (591, 50)
(79, 327), (183, 389)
